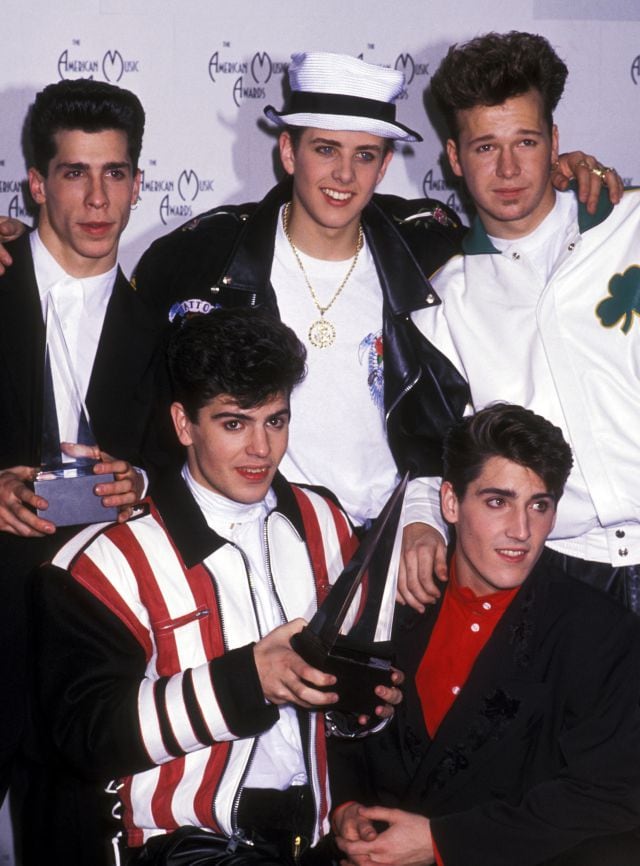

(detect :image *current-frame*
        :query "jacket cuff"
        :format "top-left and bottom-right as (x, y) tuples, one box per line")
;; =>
(210, 643), (278, 737)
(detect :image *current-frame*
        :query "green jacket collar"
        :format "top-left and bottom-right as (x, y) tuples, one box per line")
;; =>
(462, 184), (614, 256)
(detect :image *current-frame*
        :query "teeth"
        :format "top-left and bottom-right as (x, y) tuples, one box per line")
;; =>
(497, 549), (525, 558)
(242, 467), (267, 474)
(322, 188), (352, 201)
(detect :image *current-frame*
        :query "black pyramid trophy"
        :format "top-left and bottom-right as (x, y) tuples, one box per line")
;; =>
(34, 296), (118, 526)
(290, 473), (408, 715)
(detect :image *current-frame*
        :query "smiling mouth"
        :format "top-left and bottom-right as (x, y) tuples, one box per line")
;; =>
(236, 466), (270, 480)
(321, 188), (353, 202)
(496, 548), (528, 561)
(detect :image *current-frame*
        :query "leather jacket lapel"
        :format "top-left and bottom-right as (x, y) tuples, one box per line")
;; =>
(0, 233), (46, 464)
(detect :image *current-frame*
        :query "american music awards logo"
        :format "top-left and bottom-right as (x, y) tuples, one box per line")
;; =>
(57, 44), (140, 82)
(208, 46), (288, 108)
(139, 167), (216, 226)
(422, 168), (460, 209)
(393, 52), (431, 95)
(0, 163), (29, 220)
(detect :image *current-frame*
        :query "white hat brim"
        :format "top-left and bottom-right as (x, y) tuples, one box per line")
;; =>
(264, 106), (421, 142)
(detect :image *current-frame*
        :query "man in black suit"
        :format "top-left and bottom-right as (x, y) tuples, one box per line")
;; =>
(0, 79), (153, 806)
(332, 404), (640, 866)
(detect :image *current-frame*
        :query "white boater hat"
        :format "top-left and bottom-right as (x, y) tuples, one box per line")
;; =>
(264, 51), (422, 142)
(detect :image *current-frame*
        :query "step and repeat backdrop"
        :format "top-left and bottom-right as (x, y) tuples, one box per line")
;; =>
(1, 0), (639, 274)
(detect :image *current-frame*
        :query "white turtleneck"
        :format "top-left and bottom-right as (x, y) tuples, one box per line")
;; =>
(182, 465), (308, 789)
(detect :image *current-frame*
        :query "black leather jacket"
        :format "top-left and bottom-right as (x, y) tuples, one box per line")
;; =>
(134, 179), (470, 478)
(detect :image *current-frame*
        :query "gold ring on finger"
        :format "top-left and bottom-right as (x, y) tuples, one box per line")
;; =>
(589, 165), (608, 183)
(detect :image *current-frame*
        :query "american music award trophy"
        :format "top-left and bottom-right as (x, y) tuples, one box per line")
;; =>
(290, 473), (407, 715)
(34, 297), (118, 526)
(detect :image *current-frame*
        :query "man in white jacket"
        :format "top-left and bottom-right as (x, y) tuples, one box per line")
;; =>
(411, 31), (640, 614)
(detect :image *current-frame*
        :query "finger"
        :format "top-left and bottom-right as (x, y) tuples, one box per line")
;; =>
(98, 489), (138, 509)
(94, 459), (130, 476)
(94, 476), (135, 497)
(399, 553), (438, 606)
(289, 655), (338, 691)
(0, 247), (12, 272)
(116, 505), (136, 524)
(374, 683), (402, 707)
(603, 166), (623, 204)
(291, 678), (339, 707)
(390, 668), (405, 686)
(274, 680), (338, 709)
(60, 441), (101, 460)
(357, 805), (396, 823)
(0, 502), (55, 537)
(550, 162), (570, 191)
(398, 554), (432, 611)
(432, 542), (449, 582)
(583, 166), (604, 215)
(395, 559), (410, 607)
(403, 563), (441, 609)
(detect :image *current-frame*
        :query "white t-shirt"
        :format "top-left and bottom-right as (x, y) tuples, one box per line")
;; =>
(272, 206), (399, 525)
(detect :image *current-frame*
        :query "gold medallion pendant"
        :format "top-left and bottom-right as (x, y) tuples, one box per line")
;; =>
(282, 202), (363, 349)
(309, 318), (336, 348)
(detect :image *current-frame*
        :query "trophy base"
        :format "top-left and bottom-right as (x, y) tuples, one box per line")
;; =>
(291, 629), (393, 715)
(35, 469), (118, 527)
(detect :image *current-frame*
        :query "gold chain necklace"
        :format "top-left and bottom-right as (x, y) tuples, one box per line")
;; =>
(282, 201), (364, 348)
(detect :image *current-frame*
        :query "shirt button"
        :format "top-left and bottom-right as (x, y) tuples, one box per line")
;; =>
(616, 529), (626, 538)
(619, 548), (629, 557)
(451, 686), (461, 695)
(512, 252), (520, 260)
(471, 623), (480, 633)
(425, 292), (435, 304)
(567, 242), (576, 251)
(482, 601), (492, 610)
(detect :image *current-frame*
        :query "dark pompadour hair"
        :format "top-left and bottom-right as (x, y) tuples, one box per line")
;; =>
(167, 309), (307, 421)
(430, 31), (568, 140)
(30, 78), (145, 174)
(442, 403), (573, 503)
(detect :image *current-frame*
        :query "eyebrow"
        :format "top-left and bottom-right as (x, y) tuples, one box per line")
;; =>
(310, 136), (383, 152)
(210, 409), (291, 422)
(476, 486), (555, 502)
(467, 128), (544, 146)
(55, 160), (132, 172)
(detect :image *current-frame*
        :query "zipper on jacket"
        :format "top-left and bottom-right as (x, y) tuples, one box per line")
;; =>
(262, 512), (289, 624)
(385, 367), (421, 429)
(204, 549), (261, 835)
(268, 512), (325, 843)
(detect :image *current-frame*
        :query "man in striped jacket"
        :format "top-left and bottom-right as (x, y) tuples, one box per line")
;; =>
(30, 310), (397, 865)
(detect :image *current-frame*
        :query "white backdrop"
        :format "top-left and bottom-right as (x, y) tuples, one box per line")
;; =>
(1, 0), (639, 275)
(0, 0), (639, 859)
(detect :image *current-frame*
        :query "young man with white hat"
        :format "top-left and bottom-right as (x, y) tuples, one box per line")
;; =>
(132, 51), (616, 600)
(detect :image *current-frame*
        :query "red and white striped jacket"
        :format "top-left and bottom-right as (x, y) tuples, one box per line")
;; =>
(39, 472), (358, 849)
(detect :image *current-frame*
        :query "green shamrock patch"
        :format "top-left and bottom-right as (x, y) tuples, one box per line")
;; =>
(596, 265), (640, 334)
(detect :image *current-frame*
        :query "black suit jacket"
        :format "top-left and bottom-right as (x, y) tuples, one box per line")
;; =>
(330, 551), (640, 866)
(0, 231), (160, 777)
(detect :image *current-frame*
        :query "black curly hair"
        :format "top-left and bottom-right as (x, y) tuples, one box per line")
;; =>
(167, 309), (307, 421)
